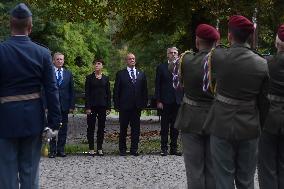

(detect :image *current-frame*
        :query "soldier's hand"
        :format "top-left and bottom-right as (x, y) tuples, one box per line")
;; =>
(86, 109), (92, 115)
(157, 102), (163, 110)
(43, 127), (59, 141)
(106, 109), (111, 115)
(69, 109), (74, 114)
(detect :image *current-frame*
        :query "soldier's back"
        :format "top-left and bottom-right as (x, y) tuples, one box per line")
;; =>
(214, 43), (267, 101)
(205, 43), (269, 140)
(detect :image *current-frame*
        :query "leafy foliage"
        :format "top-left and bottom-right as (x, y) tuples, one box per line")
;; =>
(2, 0), (284, 95)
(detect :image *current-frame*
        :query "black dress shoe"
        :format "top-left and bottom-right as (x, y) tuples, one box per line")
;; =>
(169, 151), (182, 156)
(130, 151), (139, 156)
(119, 151), (127, 156)
(88, 152), (95, 157)
(48, 153), (56, 158)
(97, 150), (104, 156)
(57, 152), (67, 157)
(160, 150), (168, 156)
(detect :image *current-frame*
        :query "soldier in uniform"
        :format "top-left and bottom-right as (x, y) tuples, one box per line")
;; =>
(175, 24), (219, 189)
(0, 3), (61, 189)
(203, 15), (269, 189)
(258, 25), (284, 189)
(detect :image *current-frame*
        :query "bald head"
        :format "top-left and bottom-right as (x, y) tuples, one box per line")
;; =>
(125, 53), (136, 68)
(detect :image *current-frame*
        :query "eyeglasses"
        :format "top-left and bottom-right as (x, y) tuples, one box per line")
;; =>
(168, 51), (178, 54)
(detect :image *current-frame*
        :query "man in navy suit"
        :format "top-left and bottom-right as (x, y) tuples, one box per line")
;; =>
(0, 3), (61, 189)
(113, 53), (148, 156)
(155, 47), (183, 156)
(49, 52), (75, 158)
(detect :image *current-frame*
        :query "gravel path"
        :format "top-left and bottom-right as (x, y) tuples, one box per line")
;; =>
(40, 155), (187, 189)
(39, 114), (260, 189)
(39, 155), (260, 189)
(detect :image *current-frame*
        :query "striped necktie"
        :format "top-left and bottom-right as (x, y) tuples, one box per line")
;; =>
(57, 69), (63, 86)
(130, 69), (136, 83)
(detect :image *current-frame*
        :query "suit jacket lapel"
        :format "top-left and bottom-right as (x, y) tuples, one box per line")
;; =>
(61, 69), (69, 87)
(124, 69), (132, 83)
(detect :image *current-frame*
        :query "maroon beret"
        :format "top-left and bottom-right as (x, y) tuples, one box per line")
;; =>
(277, 24), (284, 42)
(196, 24), (220, 41)
(228, 15), (254, 34)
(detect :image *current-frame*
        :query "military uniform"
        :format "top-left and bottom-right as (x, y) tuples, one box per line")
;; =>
(0, 4), (61, 189)
(258, 26), (284, 189)
(175, 24), (219, 189)
(203, 15), (269, 189)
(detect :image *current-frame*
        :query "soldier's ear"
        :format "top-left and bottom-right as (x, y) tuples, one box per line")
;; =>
(227, 32), (233, 44)
(195, 37), (200, 50)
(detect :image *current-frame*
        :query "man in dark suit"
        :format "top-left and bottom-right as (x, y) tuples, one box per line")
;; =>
(155, 47), (183, 156)
(0, 3), (61, 188)
(113, 53), (148, 156)
(49, 52), (75, 158)
(258, 25), (284, 189)
(203, 15), (269, 189)
(175, 24), (219, 189)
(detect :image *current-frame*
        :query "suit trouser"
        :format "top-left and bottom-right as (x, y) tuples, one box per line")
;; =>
(50, 110), (68, 154)
(87, 106), (107, 150)
(160, 103), (179, 152)
(0, 135), (42, 189)
(210, 135), (257, 189)
(258, 131), (284, 189)
(182, 133), (215, 189)
(119, 109), (141, 153)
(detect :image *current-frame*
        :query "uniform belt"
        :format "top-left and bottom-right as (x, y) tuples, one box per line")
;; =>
(0, 92), (40, 104)
(215, 94), (255, 106)
(267, 94), (284, 102)
(183, 96), (212, 107)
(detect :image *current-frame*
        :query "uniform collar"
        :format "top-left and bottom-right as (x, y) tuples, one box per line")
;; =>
(10, 35), (30, 41)
(198, 48), (211, 53)
(231, 42), (251, 49)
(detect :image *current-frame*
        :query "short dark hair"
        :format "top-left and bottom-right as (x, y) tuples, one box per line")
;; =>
(10, 17), (32, 33)
(229, 27), (252, 43)
(198, 38), (216, 48)
(93, 58), (105, 65)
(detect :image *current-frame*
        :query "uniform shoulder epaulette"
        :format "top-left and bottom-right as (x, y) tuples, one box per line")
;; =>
(250, 49), (266, 58)
(33, 41), (50, 51)
(178, 50), (195, 86)
(180, 50), (195, 62)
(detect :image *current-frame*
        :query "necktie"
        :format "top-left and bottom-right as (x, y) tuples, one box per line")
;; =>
(57, 69), (63, 86)
(130, 69), (136, 83)
(172, 59), (179, 89)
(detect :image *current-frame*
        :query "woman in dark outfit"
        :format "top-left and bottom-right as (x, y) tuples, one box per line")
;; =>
(85, 58), (111, 156)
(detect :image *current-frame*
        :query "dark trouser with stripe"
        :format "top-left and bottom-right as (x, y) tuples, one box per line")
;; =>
(210, 135), (257, 189)
(182, 133), (215, 189)
(0, 135), (42, 189)
(50, 110), (68, 154)
(119, 109), (141, 153)
(87, 106), (107, 150)
(160, 103), (179, 152)
(258, 131), (284, 189)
